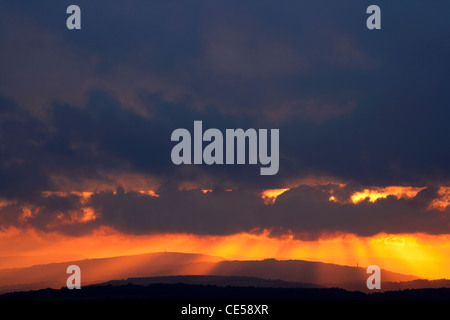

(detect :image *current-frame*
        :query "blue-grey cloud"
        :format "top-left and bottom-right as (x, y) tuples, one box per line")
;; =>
(0, 1), (449, 237)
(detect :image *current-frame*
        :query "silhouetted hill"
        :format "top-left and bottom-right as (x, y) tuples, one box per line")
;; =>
(208, 259), (418, 288)
(376, 279), (450, 292)
(96, 275), (450, 293)
(0, 252), (425, 294)
(95, 275), (320, 288)
(0, 252), (224, 293)
(0, 254), (87, 269)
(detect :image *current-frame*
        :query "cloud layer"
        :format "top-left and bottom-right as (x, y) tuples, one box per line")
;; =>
(0, 1), (449, 238)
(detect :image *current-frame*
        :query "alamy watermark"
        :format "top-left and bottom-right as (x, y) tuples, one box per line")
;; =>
(66, 265), (81, 289)
(366, 265), (381, 290)
(171, 121), (280, 175)
(66, 5), (381, 31)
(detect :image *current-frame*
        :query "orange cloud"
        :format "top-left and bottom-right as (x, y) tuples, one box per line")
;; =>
(0, 199), (17, 208)
(46, 207), (99, 228)
(138, 190), (159, 197)
(261, 188), (289, 204)
(429, 187), (450, 211)
(49, 173), (161, 195)
(350, 186), (425, 204)
(42, 191), (93, 204)
(19, 205), (39, 223)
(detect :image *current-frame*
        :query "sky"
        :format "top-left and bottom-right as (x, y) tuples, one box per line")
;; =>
(0, 1), (449, 279)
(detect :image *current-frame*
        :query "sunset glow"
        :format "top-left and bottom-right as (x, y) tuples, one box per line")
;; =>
(0, 226), (448, 280)
(1, 1), (450, 302)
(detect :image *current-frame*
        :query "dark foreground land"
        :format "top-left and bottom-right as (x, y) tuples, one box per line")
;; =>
(1, 282), (450, 300)
(1, 282), (448, 319)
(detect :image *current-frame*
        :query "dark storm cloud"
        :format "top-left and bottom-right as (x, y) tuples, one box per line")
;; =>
(13, 184), (446, 238)
(0, 1), (449, 237)
(2, 183), (448, 238)
(0, 96), (52, 198)
(93, 185), (449, 238)
(0, 0), (448, 187)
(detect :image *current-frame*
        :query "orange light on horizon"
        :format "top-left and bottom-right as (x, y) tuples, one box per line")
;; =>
(0, 226), (449, 280)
